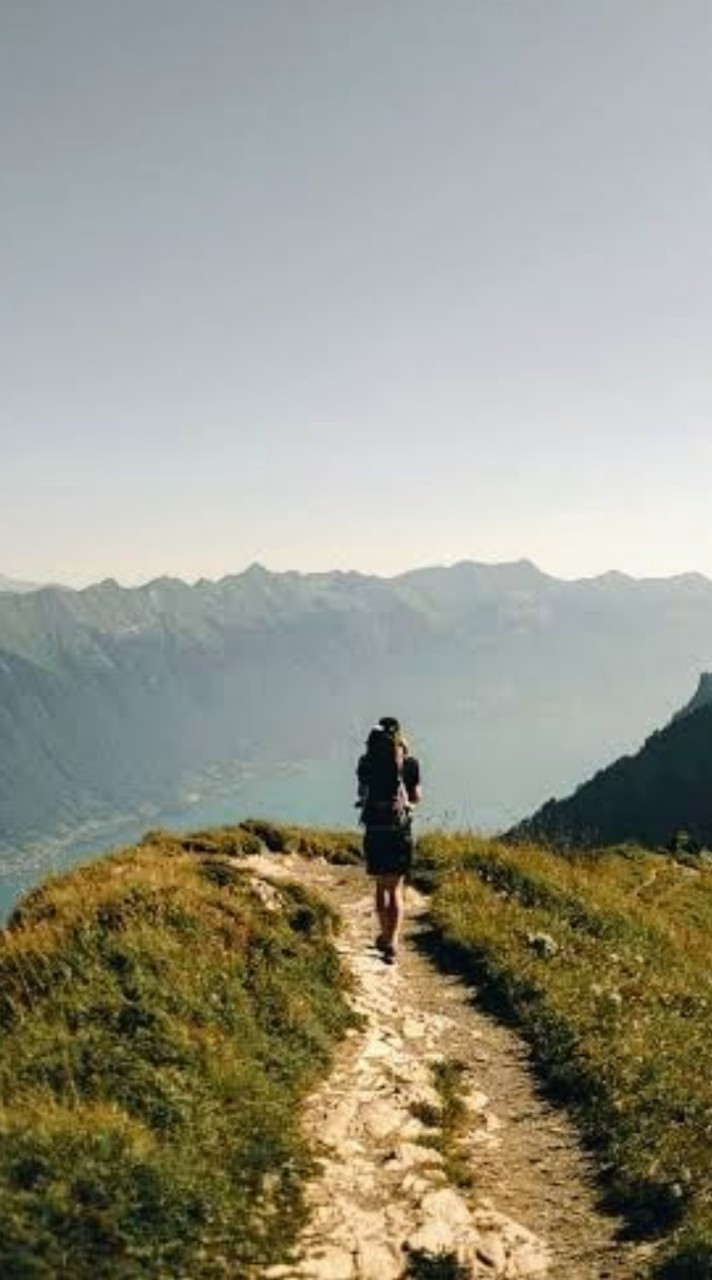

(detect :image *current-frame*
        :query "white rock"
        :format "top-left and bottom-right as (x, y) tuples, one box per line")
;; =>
(361, 1099), (409, 1141)
(390, 1141), (444, 1169)
(420, 1187), (472, 1231)
(344, 1207), (388, 1241)
(471, 1211), (550, 1278)
(400, 1171), (431, 1198)
(504, 1239), (550, 1277)
(407, 1219), (457, 1255)
(402, 1016), (428, 1040)
(355, 1240), (402, 1280)
(340, 1139), (367, 1158)
(466, 1089), (490, 1112)
(321, 1108), (358, 1146)
(471, 1231), (507, 1271)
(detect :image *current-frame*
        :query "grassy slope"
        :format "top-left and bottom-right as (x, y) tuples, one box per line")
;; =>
(416, 833), (712, 1278)
(0, 825), (358, 1279)
(6, 817), (711, 1277)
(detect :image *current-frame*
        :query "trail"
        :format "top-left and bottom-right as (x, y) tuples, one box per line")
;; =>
(247, 856), (650, 1280)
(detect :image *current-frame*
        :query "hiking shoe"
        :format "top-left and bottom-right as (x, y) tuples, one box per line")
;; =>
(382, 943), (397, 965)
(375, 934), (387, 953)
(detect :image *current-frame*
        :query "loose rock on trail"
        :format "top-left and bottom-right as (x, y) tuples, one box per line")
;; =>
(245, 855), (648, 1280)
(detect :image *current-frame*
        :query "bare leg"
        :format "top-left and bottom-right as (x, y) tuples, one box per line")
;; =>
(389, 876), (405, 948)
(375, 879), (389, 943)
(376, 875), (405, 949)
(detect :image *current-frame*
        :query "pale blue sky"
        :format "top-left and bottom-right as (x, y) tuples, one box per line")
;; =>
(2, 0), (711, 586)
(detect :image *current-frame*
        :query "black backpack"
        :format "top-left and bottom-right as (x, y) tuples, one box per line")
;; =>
(360, 728), (410, 828)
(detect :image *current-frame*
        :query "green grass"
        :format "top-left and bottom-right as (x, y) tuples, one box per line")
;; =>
(16, 816), (712, 1276)
(140, 818), (362, 866)
(0, 828), (357, 1278)
(415, 832), (712, 1278)
(411, 1058), (474, 1191)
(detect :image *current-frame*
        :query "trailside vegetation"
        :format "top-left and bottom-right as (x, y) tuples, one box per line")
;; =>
(0, 827), (357, 1278)
(415, 832), (712, 1278)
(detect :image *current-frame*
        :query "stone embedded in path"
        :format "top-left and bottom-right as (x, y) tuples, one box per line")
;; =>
(355, 1239), (403, 1280)
(407, 1218), (459, 1255)
(419, 1186), (473, 1230)
(468, 1209), (550, 1278)
(466, 1088), (490, 1112)
(406, 1188), (551, 1279)
(362, 1098), (410, 1141)
(241, 863), (553, 1280)
(386, 1140), (445, 1171)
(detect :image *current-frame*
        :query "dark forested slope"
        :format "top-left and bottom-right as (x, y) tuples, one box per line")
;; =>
(512, 674), (712, 849)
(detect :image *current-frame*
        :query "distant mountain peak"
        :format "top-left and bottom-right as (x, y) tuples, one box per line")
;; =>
(450, 557), (544, 573)
(586, 570), (634, 585)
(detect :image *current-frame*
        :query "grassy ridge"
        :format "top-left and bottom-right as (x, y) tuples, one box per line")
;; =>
(416, 834), (712, 1277)
(0, 826), (357, 1279)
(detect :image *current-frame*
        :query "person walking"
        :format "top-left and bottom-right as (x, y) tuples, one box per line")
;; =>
(356, 716), (422, 964)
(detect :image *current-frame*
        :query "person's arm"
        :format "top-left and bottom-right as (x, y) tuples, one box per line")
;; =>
(356, 755), (369, 805)
(405, 757), (422, 805)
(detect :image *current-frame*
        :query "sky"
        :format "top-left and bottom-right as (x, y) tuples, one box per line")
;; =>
(2, 0), (712, 588)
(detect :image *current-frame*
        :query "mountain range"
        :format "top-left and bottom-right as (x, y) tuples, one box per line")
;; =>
(1, 559), (712, 858)
(512, 672), (712, 850)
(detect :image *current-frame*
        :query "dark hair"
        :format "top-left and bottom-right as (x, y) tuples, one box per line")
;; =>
(365, 724), (401, 793)
(366, 727), (385, 753)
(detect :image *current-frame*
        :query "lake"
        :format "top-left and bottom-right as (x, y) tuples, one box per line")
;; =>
(0, 754), (513, 921)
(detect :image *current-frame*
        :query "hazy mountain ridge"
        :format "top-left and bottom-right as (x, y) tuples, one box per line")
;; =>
(1, 560), (712, 854)
(0, 573), (44, 593)
(512, 675), (712, 849)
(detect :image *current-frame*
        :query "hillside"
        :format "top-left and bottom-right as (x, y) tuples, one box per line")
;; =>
(2, 561), (712, 856)
(3, 821), (712, 1278)
(0, 824), (357, 1278)
(512, 675), (712, 849)
(417, 831), (712, 1277)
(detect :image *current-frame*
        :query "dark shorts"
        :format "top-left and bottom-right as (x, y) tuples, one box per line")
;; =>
(363, 824), (414, 878)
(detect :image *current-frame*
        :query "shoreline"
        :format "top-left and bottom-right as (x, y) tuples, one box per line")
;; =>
(0, 756), (355, 921)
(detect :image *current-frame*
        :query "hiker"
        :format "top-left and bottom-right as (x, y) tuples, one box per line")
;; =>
(356, 716), (422, 964)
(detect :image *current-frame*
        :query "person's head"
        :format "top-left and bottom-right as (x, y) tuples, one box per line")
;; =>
(376, 715), (409, 757)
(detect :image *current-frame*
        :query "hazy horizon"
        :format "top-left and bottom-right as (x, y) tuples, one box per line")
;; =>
(5, 554), (712, 595)
(3, 2), (711, 586)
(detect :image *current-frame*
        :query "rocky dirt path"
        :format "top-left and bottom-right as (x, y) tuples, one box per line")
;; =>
(247, 856), (649, 1280)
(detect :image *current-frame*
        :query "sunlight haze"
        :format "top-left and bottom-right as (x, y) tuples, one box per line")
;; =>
(2, 1), (711, 587)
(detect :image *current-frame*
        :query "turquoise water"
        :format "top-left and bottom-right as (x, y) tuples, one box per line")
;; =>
(0, 755), (510, 922)
(0, 759), (354, 921)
